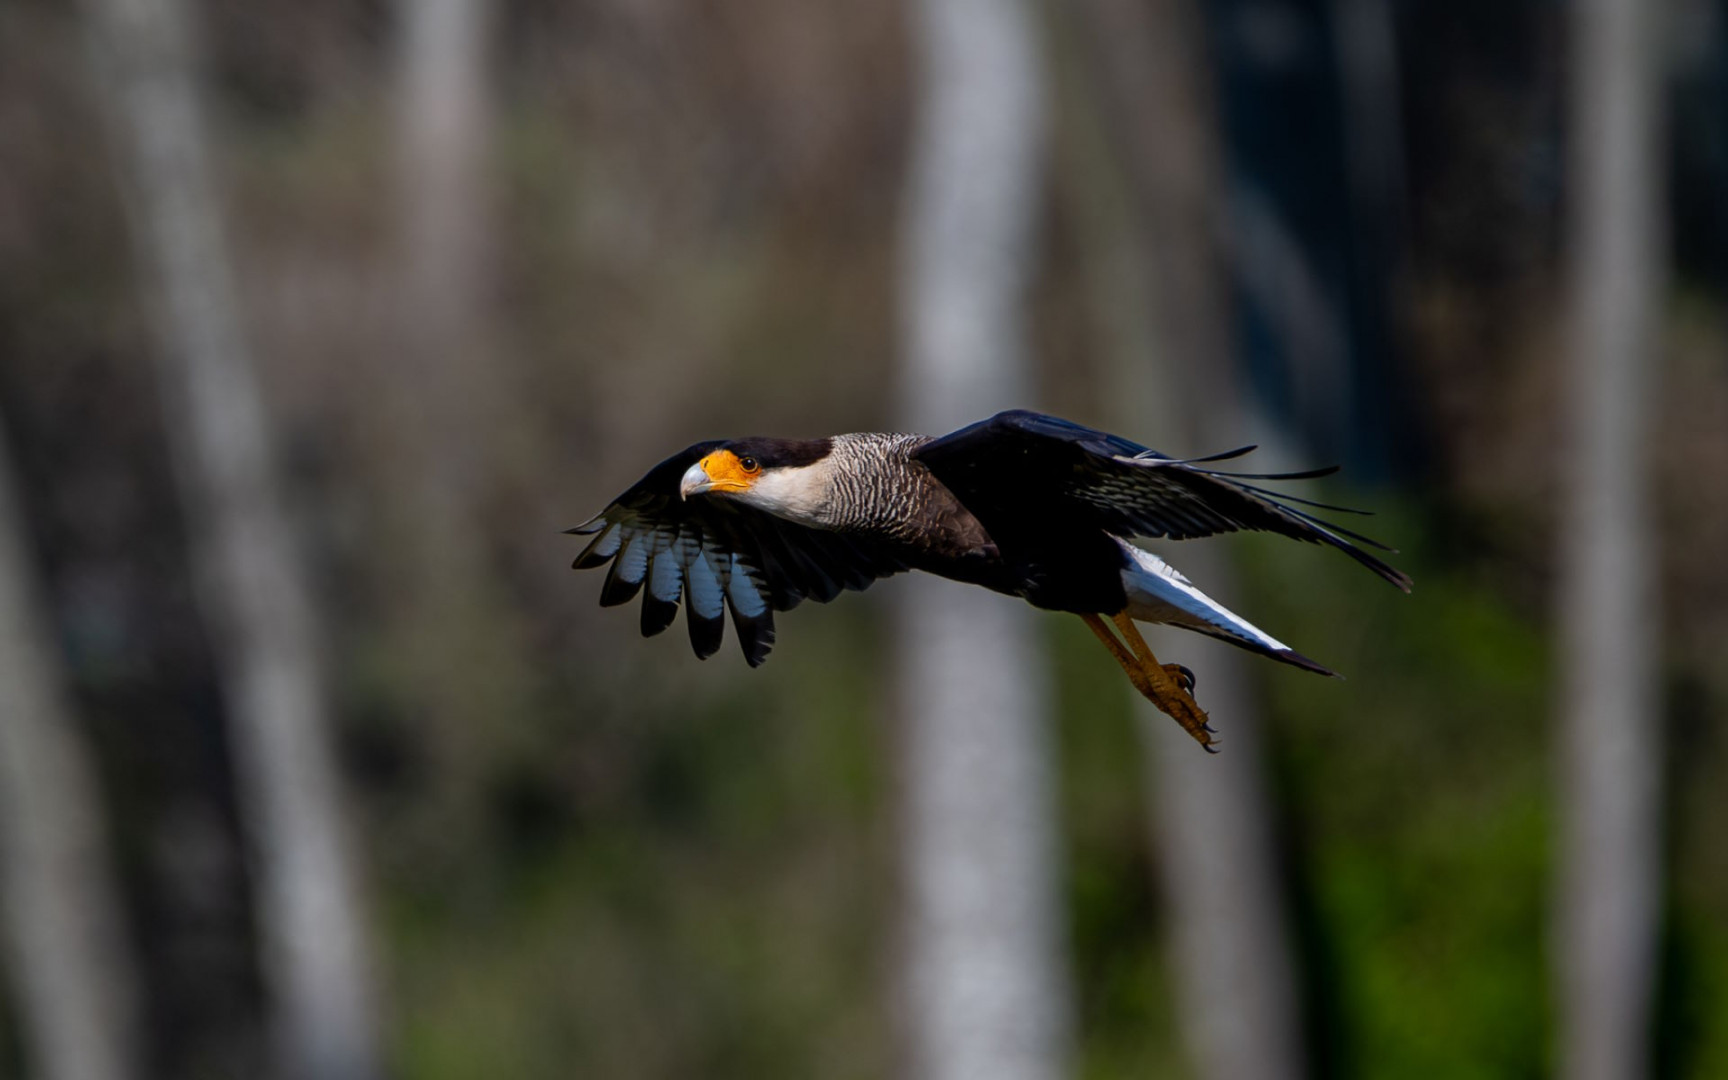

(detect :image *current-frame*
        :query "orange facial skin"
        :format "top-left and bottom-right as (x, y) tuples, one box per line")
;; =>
(694, 449), (761, 494)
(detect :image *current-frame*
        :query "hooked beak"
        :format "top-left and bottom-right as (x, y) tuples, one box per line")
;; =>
(679, 461), (713, 500)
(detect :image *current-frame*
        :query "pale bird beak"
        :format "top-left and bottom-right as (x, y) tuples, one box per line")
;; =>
(679, 461), (712, 500)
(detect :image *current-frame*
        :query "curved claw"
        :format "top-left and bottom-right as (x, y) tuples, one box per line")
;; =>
(1161, 662), (1196, 694)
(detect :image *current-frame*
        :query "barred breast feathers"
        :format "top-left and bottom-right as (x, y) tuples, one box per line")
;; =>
(826, 433), (996, 558)
(737, 432), (994, 559)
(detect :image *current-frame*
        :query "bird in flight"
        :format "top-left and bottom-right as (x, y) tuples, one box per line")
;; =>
(569, 410), (1410, 751)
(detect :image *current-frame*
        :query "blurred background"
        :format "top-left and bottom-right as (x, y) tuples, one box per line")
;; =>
(1, 0), (1725, 1078)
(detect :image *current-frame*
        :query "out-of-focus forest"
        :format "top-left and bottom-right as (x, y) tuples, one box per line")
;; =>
(2, 0), (1726, 1078)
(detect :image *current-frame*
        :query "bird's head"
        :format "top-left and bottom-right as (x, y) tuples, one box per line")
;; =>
(679, 437), (836, 519)
(679, 447), (761, 499)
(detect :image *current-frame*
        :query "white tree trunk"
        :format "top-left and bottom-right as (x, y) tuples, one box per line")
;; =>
(1065, 2), (1307, 1076)
(396, 0), (493, 504)
(0, 419), (139, 1080)
(896, 1), (1072, 1079)
(400, 0), (490, 330)
(82, 1), (383, 1076)
(383, 0), (512, 809)
(1555, 0), (1666, 1078)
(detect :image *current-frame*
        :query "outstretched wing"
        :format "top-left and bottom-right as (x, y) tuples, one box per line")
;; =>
(912, 410), (1412, 592)
(569, 442), (910, 666)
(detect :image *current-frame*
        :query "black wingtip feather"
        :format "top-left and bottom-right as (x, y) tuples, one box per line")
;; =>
(1292, 510), (1400, 552)
(640, 592), (679, 637)
(1181, 444), (1259, 464)
(1224, 481), (1373, 515)
(1203, 464), (1343, 482)
(572, 525), (625, 569)
(573, 547), (615, 571)
(730, 602), (776, 668)
(687, 605), (724, 660)
(1325, 536), (1413, 593)
(599, 563), (644, 607)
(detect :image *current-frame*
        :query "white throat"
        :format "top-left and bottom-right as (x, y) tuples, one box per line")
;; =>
(735, 460), (838, 527)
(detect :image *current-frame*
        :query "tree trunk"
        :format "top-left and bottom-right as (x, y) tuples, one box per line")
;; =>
(395, 0), (494, 536)
(381, 0), (519, 839)
(82, 0), (383, 1076)
(1555, 0), (1666, 1078)
(895, 1), (1072, 1078)
(1063, 1), (1307, 1077)
(0, 417), (139, 1080)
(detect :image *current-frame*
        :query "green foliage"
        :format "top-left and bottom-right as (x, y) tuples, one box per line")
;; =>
(1242, 503), (1554, 1078)
(1050, 620), (1188, 1079)
(381, 605), (894, 1080)
(370, 502), (1728, 1079)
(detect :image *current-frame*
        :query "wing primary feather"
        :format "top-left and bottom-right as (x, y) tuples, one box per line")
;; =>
(686, 601), (724, 659)
(572, 523), (625, 569)
(1221, 481), (1376, 515)
(1125, 445), (1257, 466)
(683, 544), (726, 619)
(1317, 534), (1412, 591)
(647, 533), (682, 601)
(1197, 464), (1343, 481)
(1278, 504), (1400, 552)
(683, 541), (727, 659)
(641, 591), (679, 637)
(599, 532), (649, 605)
(1173, 444), (1258, 464)
(727, 594), (776, 667)
(639, 538), (683, 637)
(1277, 510), (1412, 590)
(599, 558), (645, 606)
(599, 565), (643, 606)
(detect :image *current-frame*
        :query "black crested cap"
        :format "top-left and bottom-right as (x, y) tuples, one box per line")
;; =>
(717, 436), (833, 469)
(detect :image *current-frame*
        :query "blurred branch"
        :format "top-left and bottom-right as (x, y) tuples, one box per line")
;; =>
(1555, 0), (1667, 1078)
(0, 417), (139, 1080)
(895, 0), (1072, 1077)
(1061, 2), (1307, 1077)
(81, 0), (382, 1076)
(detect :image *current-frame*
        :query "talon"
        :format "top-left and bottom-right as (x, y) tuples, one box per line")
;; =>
(1151, 683), (1215, 751)
(1166, 664), (1196, 693)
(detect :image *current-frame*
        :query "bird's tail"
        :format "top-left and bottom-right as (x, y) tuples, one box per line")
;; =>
(1115, 540), (1341, 678)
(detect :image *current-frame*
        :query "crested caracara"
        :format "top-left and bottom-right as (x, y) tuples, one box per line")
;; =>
(569, 410), (1411, 751)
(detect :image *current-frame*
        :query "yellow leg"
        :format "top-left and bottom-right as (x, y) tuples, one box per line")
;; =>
(1081, 613), (1218, 752)
(1110, 612), (1200, 695)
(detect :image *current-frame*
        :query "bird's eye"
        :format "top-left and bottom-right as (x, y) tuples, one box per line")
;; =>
(739, 456), (760, 473)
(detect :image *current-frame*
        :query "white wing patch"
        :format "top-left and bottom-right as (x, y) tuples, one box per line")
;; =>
(587, 523), (624, 561)
(727, 558), (768, 617)
(684, 545), (725, 619)
(615, 532), (650, 585)
(648, 529), (682, 603)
